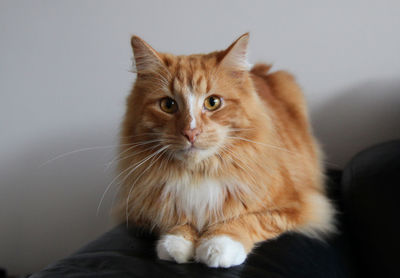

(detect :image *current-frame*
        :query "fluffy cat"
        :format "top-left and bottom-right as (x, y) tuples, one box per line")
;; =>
(115, 33), (335, 268)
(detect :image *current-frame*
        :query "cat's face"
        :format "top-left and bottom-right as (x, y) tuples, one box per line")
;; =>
(125, 34), (262, 165)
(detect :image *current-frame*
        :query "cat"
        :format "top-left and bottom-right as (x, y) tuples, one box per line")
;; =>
(114, 33), (335, 268)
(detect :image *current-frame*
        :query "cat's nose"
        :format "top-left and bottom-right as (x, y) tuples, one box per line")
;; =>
(182, 128), (200, 144)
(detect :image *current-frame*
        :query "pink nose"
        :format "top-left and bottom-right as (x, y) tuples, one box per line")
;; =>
(182, 128), (200, 143)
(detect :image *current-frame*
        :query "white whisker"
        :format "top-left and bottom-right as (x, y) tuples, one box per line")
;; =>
(96, 144), (164, 215)
(126, 145), (170, 226)
(97, 144), (166, 215)
(105, 144), (161, 169)
(219, 146), (258, 186)
(39, 145), (118, 168)
(105, 139), (164, 169)
(227, 136), (298, 155)
(38, 140), (166, 168)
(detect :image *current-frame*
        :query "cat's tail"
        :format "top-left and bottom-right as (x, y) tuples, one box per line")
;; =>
(250, 63), (272, 76)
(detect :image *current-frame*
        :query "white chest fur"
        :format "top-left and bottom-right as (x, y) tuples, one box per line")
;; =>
(161, 176), (229, 230)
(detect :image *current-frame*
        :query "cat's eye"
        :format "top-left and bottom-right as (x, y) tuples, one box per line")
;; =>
(204, 95), (222, 111)
(160, 97), (178, 113)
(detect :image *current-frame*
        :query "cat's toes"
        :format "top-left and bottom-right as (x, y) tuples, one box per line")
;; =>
(156, 234), (194, 263)
(195, 236), (247, 268)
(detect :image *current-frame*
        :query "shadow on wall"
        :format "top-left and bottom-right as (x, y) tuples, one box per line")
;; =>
(312, 78), (400, 168)
(0, 126), (121, 275)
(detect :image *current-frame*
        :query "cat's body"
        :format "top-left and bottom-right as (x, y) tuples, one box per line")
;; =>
(115, 34), (335, 268)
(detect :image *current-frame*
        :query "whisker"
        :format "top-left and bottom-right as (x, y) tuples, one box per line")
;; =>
(97, 144), (164, 215)
(125, 145), (170, 226)
(96, 144), (168, 215)
(38, 139), (169, 168)
(156, 149), (173, 172)
(39, 145), (119, 168)
(105, 144), (161, 169)
(227, 136), (338, 169)
(106, 146), (168, 215)
(119, 132), (164, 139)
(227, 127), (256, 132)
(227, 136), (298, 155)
(121, 145), (168, 186)
(105, 139), (165, 169)
(218, 146), (259, 185)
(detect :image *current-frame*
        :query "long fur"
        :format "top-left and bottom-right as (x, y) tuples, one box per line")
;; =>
(115, 34), (335, 258)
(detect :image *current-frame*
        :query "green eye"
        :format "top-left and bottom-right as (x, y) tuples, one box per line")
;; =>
(204, 95), (221, 111)
(160, 97), (178, 113)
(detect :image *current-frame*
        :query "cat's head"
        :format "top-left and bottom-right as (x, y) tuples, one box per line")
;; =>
(122, 34), (266, 166)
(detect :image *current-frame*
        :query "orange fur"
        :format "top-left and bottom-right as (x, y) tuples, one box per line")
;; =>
(115, 34), (335, 266)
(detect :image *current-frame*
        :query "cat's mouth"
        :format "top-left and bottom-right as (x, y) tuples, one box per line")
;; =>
(173, 144), (210, 161)
(182, 144), (204, 153)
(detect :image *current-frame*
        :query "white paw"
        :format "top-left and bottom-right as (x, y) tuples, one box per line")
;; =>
(195, 236), (247, 268)
(156, 234), (194, 263)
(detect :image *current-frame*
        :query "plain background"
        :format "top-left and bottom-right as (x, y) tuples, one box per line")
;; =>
(1, 0), (399, 275)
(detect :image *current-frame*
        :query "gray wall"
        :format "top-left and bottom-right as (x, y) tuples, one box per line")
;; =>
(1, 0), (399, 275)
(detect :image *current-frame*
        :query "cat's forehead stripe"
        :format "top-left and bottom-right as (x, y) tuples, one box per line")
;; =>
(172, 78), (182, 93)
(171, 57), (211, 95)
(187, 92), (197, 129)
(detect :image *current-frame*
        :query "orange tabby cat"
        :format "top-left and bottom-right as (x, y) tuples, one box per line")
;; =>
(115, 33), (335, 268)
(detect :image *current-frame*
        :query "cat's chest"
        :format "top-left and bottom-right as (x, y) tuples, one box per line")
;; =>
(162, 177), (228, 228)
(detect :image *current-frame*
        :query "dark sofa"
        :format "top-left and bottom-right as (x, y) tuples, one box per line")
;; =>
(28, 140), (400, 278)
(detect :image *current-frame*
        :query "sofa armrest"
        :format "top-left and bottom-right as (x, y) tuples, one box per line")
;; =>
(342, 140), (400, 277)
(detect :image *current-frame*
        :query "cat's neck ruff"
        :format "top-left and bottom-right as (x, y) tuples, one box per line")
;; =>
(161, 173), (240, 231)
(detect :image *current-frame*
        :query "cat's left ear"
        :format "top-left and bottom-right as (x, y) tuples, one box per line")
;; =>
(220, 33), (250, 72)
(131, 35), (164, 74)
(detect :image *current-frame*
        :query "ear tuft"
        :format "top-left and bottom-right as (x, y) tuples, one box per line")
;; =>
(220, 33), (250, 71)
(131, 36), (163, 74)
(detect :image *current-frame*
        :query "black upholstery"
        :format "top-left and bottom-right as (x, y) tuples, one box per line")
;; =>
(30, 140), (400, 278)
(341, 140), (400, 277)
(30, 223), (348, 278)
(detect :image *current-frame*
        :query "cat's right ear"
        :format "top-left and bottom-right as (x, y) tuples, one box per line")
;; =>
(131, 36), (164, 74)
(220, 33), (250, 72)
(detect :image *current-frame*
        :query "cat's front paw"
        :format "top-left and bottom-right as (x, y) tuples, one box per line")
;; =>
(195, 236), (247, 268)
(156, 234), (194, 263)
